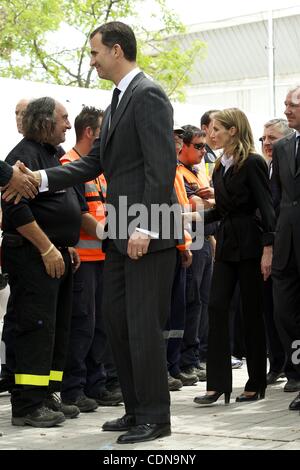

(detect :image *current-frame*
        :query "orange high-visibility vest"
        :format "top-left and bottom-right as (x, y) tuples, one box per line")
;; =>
(177, 163), (210, 190)
(61, 149), (106, 261)
(174, 168), (192, 251)
(177, 163), (215, 209)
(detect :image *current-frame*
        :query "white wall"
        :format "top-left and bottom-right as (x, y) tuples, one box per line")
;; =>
(0, 77), (111, 160)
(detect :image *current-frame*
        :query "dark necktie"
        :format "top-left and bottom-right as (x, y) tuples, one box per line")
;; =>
(296, 136), (300, 172)
(110, 88), (121, 119)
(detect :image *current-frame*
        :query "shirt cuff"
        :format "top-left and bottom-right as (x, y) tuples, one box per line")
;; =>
(135, 227), (159, 239)
(39, 170), (49, 192)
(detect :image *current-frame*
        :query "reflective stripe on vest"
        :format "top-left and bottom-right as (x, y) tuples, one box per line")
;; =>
(75, 239), (103, 249)
(61, 149), (106, 261)
(85, 182), (100, 195)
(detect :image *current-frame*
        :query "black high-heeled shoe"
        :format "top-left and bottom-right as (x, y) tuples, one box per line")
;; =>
(194, 391), (231, 405)
(235, 388), (265, 402)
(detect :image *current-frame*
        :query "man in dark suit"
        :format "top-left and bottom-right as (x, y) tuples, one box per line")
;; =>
(5, 22), (177, 443)
(272, 85), (300, 410)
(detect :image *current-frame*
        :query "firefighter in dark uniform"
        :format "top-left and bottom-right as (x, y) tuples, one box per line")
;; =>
(1, 97), (86, 427)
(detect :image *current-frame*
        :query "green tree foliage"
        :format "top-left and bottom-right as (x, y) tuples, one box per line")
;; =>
(0, 0), (206, 100)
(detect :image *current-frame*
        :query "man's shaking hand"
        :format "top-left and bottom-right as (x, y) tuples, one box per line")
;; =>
(2, 161), (40, 204)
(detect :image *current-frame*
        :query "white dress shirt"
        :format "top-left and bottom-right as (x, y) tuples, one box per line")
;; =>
(221, 154), (234, 174)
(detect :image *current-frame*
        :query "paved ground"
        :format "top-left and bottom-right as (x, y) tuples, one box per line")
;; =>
(0, 363), (299, 451)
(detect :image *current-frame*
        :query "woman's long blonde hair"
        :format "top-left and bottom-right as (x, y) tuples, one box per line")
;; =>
(214, 108), (256, 171)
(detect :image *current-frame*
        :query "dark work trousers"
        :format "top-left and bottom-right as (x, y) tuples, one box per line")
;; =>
(207, 258), (267, 393)
(1, 295), (16, 381)
(61, 260), (112, 400)
(2, 242), (73, 417)
(273, 246), (300, 379)
(180, 239), (213, 369)
(102, 241), (176, 425)
(165, 252), (186, 377)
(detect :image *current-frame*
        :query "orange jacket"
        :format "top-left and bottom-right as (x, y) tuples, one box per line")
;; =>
(177, 163), (210, 190)
(174, 168), (192, 251)
(61, 149), (106, 262)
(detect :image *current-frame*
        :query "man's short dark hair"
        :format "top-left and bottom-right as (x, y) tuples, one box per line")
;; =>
(182, 125), (206, 145)
(75, 106), (103, 141)
(90, 21), (137, 62)
(22, 97), (56, 143)
(200, 110), (219, 128)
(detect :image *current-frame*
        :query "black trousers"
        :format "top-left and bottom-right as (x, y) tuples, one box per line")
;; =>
(61, 261), (117, 400)
(165, 252), (186, 377)
(263, 277), (286, 374)
(102, 241), (176, 425)
(1, 295), (16, 380)
(272, 247), (300, 379)
(207, 258), (266, 393)
(229, 284), (246, 359)
(2, 242), (73, 417)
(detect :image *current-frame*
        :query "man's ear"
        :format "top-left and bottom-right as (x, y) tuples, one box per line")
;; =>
(85, 127), (94, 139)
(113, 43), (123, 59)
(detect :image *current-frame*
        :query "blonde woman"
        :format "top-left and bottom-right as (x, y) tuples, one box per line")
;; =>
(194, 108), (276, 405)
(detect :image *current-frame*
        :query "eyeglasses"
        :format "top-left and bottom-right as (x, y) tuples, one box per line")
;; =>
(192, 143), (206, 150)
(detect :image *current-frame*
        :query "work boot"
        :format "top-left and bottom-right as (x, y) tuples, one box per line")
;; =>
(11, 406), (65, 428)
(168, 373), (183, 391)
(87, 388), (123, 406)
(63, 393), (98, 412)
(171, 371), (198, 386)
(182, 367), (207, 382)
(45, 392), (80, 419)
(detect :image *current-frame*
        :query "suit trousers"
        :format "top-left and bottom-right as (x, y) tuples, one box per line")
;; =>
(272, 245), (300, 378)
(207, 258), (267, 393)
(102, 240), (176, 424)
(229, 284), (246, 359)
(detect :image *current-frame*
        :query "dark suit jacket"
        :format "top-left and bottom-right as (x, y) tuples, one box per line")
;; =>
(205, 153), (276, 262)
(46, 72), (177, 254)
(272, 132), (300, 270)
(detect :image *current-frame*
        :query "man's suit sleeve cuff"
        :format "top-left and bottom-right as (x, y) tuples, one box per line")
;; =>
(262, 232), (275, 246)
(39, 170), (49, 192)
(135, 227), (159, 239)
